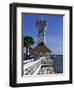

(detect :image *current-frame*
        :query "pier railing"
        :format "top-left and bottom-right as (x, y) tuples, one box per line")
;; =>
(23, 59), (34, 64)
(23, 56), (53, 75)
(23, 58), (42, 75)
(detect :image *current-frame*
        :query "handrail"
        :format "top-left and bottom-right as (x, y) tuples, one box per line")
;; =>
(23, 58), (42, 75)
(23, 57), (54, 75)
(23, 59), (41, 70)
(23, 59), (34, 64)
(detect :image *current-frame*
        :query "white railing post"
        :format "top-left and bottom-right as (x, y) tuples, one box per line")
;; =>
(23, 58), (42, 76)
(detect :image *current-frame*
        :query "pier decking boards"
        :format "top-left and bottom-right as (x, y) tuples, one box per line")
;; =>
(37, 66), (56, 74)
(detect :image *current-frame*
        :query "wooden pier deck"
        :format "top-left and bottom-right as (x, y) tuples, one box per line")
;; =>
(37, 66), (56, 74)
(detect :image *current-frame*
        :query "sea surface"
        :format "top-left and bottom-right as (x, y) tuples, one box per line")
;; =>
(53, 55), (63, 73)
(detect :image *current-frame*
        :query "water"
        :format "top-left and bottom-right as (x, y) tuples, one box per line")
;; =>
(53, 55), (63, 73)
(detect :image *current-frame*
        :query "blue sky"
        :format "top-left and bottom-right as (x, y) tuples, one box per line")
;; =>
(22, 14), (63, 55)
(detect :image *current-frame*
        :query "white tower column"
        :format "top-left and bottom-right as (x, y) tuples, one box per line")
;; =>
(35, 17), (47, 44)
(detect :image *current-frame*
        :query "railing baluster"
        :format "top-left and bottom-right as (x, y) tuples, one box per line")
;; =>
(23, 58), (42, 76)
